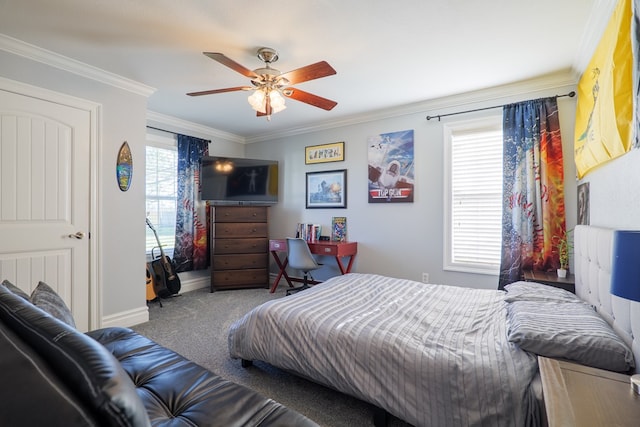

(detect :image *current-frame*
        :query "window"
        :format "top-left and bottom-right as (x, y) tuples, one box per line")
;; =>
(444, 116), (503, 274)
(146, 135), (177, 256)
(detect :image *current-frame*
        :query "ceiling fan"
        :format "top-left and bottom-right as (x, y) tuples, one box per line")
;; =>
(187, 47), (337, 120)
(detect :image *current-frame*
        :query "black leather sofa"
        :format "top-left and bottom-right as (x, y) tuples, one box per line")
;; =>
(0, 284), (317, 427)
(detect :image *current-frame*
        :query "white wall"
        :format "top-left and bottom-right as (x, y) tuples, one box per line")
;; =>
(581, 148), (640, 229)
(248, 85), (578, 289)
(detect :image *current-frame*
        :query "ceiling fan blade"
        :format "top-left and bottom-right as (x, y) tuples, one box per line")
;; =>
(187, 86), (252, 96)
(280, 61), (336, 85)
(284, 88), (337, 111)
(203, 52), (258, 79)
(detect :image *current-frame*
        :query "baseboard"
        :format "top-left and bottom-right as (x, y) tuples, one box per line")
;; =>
(179, 274), (209, 293)
(100, 274), (210, 328)
(101, 306), (149, 329)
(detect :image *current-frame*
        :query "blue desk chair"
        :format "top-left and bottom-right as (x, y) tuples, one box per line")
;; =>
(286, 238), (321, 296)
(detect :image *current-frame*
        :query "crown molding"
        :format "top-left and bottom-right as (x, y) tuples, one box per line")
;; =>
(0, 33), (155, 97)
(147, 111), (245, 144)
(245, 70), (578, 143)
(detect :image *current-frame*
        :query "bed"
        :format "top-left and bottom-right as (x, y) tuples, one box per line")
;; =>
(228, 225), (640, 426)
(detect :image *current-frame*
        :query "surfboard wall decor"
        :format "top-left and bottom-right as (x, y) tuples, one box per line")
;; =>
(117, 141), (133, 191)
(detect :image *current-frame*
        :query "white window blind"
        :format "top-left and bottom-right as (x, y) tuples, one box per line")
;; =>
(444, 117), (502, 274)
(145, 144), (177, 255)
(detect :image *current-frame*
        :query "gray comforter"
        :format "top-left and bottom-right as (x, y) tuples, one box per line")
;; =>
(228, 273), (541, 426)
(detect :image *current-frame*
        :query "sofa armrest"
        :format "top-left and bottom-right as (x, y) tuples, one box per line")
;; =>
(0, 286), (150, 427)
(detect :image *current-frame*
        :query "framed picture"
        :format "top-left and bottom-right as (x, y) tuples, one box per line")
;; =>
(305, 141), (345, 164)
(367, 129), (414, 203)
(306, 169), (347, 209)
(331, 216), (347, 241)
(577, 182), (590, 225)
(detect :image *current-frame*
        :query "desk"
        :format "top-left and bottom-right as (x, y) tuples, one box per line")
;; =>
(269, 239), (358, 293)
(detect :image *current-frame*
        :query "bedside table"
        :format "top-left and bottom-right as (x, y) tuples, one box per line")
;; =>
(539, 357), (640, 426)
(522, 270), (575, 293)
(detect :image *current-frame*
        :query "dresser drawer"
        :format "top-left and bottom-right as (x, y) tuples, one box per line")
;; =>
(210, 205), (270, 293)
(213, 253), (268, 270)
(214, 206), (267, 223)
(213, 238), (268, 254)
(214, 222), (268, 238)
(212, 269), (268, 288)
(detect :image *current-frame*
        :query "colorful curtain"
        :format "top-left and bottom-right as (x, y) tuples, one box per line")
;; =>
(173, 134), (209, 272)
(498, 97), (566, 289)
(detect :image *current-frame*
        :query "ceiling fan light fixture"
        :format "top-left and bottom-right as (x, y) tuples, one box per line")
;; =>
(269, 90), (287, 114)
(248, 88), (287, 116)
(247, 89), (267, 113)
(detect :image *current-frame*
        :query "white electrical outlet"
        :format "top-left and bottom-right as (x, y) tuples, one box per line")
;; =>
(422, 273), (429, 283)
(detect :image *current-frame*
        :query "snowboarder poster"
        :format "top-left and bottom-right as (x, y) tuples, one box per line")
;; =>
(367, 129), (415, 203)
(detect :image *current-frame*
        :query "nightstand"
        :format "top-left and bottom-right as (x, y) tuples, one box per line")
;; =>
(522, 269), (575, 293)
(539, 357), (640, 426)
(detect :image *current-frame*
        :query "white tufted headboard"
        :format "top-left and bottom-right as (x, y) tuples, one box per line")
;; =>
(574, 225), (640, 373)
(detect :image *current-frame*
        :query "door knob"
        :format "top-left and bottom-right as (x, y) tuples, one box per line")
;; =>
(68, 231), (85, 239)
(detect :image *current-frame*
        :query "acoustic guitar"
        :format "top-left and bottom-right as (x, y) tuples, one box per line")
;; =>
(145, 263), (157, 302)
(146, 218), (181, 298)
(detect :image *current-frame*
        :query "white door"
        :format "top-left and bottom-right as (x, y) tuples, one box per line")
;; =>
(0, 87), (93, 331)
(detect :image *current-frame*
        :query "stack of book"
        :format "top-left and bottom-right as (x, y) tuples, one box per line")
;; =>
(296, 223), (322, 242)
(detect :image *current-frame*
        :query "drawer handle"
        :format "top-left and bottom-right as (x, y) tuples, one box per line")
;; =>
(324, 248), (331, 253)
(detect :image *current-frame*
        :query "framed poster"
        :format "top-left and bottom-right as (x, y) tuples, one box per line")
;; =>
(367, 129), (414, 203)
(305, 142), (345, 164)
(305, 169), (347, 208)
(577, 182), (590, 225)
(331, 216), (347, 241)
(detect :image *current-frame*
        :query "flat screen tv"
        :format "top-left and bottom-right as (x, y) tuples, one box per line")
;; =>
(200, 156), (279, 205)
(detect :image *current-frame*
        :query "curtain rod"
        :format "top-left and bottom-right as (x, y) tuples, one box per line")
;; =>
(425, 91), (575, 121)
(146, 126), (177, 135)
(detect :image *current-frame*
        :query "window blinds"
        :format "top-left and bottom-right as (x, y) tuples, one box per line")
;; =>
(450, 127), (503, 270)
(145, 145), (177, 253)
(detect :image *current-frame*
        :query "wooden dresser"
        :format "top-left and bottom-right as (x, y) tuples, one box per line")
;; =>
(210, 206), (269, 291)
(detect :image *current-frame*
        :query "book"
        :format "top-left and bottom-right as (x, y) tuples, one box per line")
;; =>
(296, 223), (321, 242)
(331, 217), (347, 242)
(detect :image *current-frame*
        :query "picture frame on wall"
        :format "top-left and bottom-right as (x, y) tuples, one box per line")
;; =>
(306, 169), (347, 209)
(305, 141), (345, 164)
(577, 182), (590, 225)
(367, 129), (414, 203)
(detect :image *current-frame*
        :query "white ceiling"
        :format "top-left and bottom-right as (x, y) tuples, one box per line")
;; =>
(0, 0), (612, 140)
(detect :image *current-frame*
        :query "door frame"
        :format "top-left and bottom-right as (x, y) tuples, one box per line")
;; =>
(0, 76), (101, 329)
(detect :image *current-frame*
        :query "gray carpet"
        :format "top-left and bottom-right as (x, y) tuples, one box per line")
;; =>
(132, 286), (411, 427)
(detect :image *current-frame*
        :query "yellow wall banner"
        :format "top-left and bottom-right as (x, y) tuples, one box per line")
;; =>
(574, 0), (637, 178)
